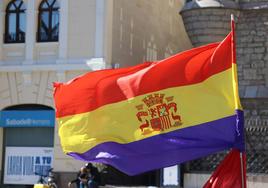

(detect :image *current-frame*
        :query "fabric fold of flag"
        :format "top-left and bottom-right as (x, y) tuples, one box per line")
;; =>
(54, 31), (244, 175)
(203, 149), (247, 188)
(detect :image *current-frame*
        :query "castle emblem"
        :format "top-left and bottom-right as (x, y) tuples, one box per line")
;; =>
(136, 93), (182, 135)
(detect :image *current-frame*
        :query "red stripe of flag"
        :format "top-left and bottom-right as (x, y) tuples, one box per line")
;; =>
(54, 34), (232, 118)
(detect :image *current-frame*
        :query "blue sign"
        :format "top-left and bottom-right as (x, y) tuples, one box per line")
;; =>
(0, 110), (55, 127)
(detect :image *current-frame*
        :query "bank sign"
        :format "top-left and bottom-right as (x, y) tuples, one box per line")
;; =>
(0, 110), (54, 127)
(4, 147), (53, 185)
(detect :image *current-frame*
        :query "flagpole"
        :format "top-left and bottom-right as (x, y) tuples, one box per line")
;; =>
(231, 14), (236, 65)
(240, 152), (245, 188)
(231, 14), (246, 188)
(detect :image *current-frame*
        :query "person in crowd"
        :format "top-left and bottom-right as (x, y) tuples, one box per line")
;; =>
(85, 163), (101, 188)
(79, 171), (90, 188)
(68, 166), (89, 188)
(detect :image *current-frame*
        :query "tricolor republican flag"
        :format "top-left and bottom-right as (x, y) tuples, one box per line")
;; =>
(54, 19), (246, 186)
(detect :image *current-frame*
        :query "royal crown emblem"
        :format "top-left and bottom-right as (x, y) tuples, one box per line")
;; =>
(136, 93), (182, 135)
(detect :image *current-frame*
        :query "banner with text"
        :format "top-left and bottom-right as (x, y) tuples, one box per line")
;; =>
(4, 147), (53, 185)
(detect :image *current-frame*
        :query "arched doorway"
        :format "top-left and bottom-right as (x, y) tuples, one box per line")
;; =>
(0, 104), (55, 188)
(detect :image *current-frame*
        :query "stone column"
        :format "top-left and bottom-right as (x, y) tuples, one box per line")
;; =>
(58, 0), (69, 61)
(0, 1), (4, 62)
(24, 0), (35, 64)
(0, 0), (4, 167)
(95, 0), (105, 58)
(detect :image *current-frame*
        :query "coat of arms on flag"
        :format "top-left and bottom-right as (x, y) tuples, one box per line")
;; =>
(136, 93), (182, 134)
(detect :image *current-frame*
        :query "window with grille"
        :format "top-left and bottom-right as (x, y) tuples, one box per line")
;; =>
(37, 0), (60, 42)
(4, 0), (26, 43)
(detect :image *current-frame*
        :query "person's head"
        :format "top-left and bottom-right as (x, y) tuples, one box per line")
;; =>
(80, 166), (88, 174)
(85, 163), (93, 169)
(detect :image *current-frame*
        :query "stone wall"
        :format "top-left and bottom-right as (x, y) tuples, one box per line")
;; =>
(181, 0), (268, 123)
(181, 8), (238, 46)
(180, 0), (268, 176)
(236, 10), (268, 98)
(242, 99), (268, 125)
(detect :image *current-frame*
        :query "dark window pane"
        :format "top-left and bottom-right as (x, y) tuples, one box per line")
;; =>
(8, 13), (16, 41)
(51, 11), (59, 40)
(41, 11), (49, 29)
(5, 127), (54, 147)
(20, 2), (26, 10)
(41, 2), (49, 9)
(53, 1), (60, 9)
(14, 0), (22, 8)
(8, 13), (16, 34)
(40, 10), (49, 42)
(5, 0), (25, 43)
(19, 12), (26, 33)
(47, 0), (55, 6)
(9, 4), (16, 10)
(38, 0), (59, 42)
(18, 12), (26, 42)
(40, 26), (46, 33)
(40, 28), (48, 41)
(51, 11), (59, 29)
(40, 25), (47, 41)
(51, 26), (59, 40)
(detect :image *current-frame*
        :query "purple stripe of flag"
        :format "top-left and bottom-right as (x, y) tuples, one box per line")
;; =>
(69, 110), (244, 175)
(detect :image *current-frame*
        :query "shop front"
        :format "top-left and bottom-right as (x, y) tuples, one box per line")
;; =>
(0, 104), (55, 188)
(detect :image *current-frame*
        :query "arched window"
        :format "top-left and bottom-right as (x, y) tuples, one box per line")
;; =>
(5, 0), (26, 43)
(38, 0), (59, 42)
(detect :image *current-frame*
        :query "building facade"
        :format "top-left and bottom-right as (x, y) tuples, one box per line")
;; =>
(0, 0), (192, 187)
(181, 0), (268, 187)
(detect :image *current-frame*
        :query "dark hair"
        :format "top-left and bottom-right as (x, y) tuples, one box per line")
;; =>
(85, 163), (93, 169)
